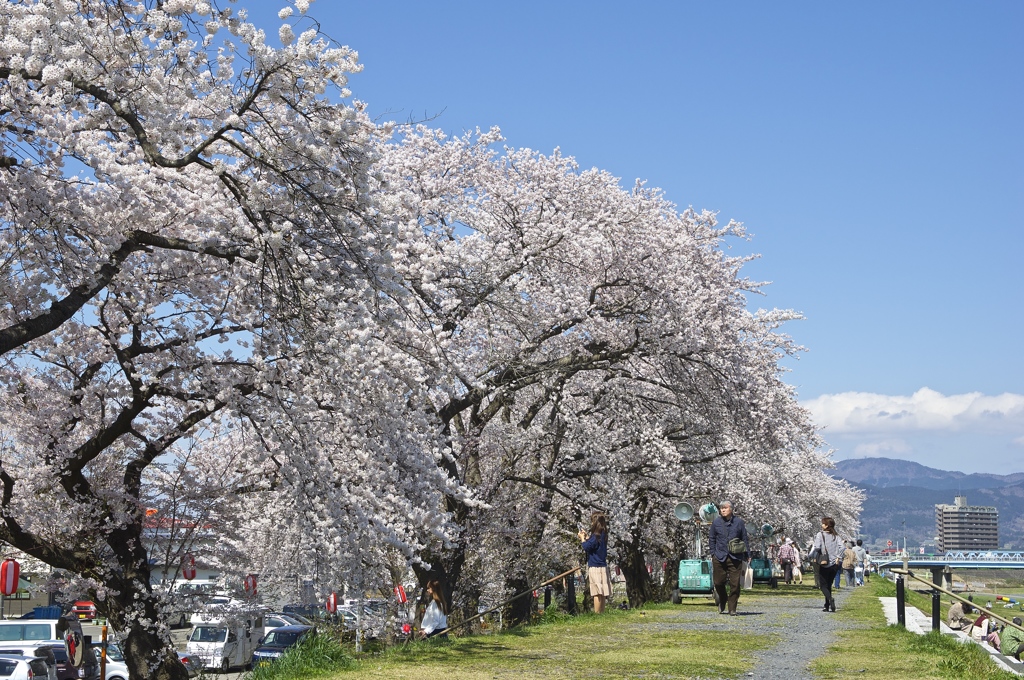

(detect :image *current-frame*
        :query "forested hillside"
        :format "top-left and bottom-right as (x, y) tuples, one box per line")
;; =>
(832, 458), (1024, 551)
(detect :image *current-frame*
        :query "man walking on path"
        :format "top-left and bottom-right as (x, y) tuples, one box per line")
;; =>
(709, 500), (749, 615)
(853, 539), (867, 586)
(779, 538), (797, 584)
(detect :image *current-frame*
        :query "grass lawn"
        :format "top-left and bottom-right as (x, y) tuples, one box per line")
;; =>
(331, 595), (781, 679)
(810, 578), (1020, 680)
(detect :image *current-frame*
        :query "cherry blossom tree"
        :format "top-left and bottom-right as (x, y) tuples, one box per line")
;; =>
(1, 3), (864, 675)
(378, 127), (864, 612)
(1, 2), (451, 678)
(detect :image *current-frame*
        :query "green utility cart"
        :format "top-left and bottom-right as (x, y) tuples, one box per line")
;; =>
(670, 558), (715, 604)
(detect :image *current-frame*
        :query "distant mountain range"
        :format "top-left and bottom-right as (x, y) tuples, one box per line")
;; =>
(830, 457), (1024, 551)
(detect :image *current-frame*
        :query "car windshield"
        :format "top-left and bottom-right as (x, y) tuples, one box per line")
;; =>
(0, 625), (51, 641)
(51, 647), (68, 663)
(105, 644), (124, 662)
(0, 659), (19, 675)
(189, 626), (226, 643)
(263, 631), (304, 647)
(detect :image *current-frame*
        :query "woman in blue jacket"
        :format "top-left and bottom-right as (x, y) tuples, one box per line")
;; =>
(579, 512), (610, 613)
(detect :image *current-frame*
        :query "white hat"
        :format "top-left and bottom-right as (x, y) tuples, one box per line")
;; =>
(785, 538), (793, 544)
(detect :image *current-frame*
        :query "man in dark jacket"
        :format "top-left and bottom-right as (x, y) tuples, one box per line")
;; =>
(708, 500), (749, 615)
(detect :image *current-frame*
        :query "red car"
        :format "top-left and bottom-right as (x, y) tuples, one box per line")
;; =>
(71, 600), (97, 620)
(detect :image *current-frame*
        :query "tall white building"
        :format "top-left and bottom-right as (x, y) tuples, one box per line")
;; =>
(935, 495), (998, 552)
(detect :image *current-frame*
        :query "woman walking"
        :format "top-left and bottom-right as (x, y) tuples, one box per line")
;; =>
(811, 517), (844, 612)
(579, 512), (611, 613)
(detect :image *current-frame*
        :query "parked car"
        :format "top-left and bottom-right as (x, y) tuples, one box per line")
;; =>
(0, 655), (52, 680)
(70, 602), (97, 621)
(274, 612), (313, 626)
(0, 642), (56, 680)
(175, 652), (201, 678)
(282, 604), (325, 621)
(0, 622), (61, 643)
(44, 643), (98, 680)
(186, 612), (262, 673)
(251, 625), (313, 667)
(261, 614), (305, 639)
(0, 643), (56, 680)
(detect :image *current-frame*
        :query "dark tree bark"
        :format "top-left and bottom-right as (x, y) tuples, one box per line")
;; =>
(503, 575), (535, 627)
(618, 493), (661, 608)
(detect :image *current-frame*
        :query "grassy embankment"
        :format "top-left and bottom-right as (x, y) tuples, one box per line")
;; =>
(811, 577), (1020, 680)
(241, 578), (1022, 679)
(245, 590), (788, 679)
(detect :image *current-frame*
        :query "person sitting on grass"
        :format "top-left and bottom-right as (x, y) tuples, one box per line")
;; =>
(948, 600), (974, 631)
(420, 579), (449, 639)
(972, 606), (1001, 650)
(1002, 617), (1024, 662)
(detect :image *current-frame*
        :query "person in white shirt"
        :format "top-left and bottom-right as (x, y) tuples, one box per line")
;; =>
(420, 579), (449, 638)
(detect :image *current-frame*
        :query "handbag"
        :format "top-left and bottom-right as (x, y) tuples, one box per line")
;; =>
(811, 532), (831, 566)
(728, 537), (747, 554)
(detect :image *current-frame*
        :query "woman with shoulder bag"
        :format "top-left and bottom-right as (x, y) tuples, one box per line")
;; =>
(809, 517), (844, 612)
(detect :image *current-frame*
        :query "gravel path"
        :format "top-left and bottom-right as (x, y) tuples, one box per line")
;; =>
(633, 583), (867, 679)
(737, 585), (862, 679)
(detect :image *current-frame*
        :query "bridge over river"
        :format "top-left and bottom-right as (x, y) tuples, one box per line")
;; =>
(872, 551), (1024, 589)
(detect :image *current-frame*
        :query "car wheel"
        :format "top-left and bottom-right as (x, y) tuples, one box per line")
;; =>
(220, 657), (230, 673)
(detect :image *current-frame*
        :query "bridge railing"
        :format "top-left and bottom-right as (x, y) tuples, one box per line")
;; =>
(943, 551), (1024, 562)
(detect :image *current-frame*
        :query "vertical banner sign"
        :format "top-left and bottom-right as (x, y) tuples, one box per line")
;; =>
(0, 559), (19, 596)
(326, 592), (338, 613)
(394, 585), (407, 604)
(181, 554), (196, 581)
(243, 574), (257, 598)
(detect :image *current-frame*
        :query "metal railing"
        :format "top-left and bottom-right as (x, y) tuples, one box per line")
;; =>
(891, 564), (1024, 638)
(942, 551), (1024, 562)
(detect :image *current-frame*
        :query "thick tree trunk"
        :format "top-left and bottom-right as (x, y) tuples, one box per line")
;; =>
(619, 538), (656, 608)
(619, 493), (661, 608)
(503, 574), (535, 627)
(105, 583), (188, 680)
(123, 626), (188, 680)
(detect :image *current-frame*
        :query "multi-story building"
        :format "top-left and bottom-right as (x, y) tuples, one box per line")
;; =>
(935, 495), (998, 552)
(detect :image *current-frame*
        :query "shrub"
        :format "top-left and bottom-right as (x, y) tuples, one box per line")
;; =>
(244, 632), (355, 680)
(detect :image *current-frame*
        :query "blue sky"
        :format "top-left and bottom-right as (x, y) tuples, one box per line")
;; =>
(251, 1), (1022, 473)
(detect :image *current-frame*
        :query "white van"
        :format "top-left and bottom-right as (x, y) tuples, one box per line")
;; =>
(0, 621), (60, 644)
(186, 611), (262, 673)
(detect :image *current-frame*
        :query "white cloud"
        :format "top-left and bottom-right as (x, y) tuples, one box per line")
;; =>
(852, 439), (912, 457)
(802, 388), (1024, 434)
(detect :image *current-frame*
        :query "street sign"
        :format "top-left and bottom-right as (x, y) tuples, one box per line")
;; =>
(887, 540), (893, 548)
(326, 592), (338, 613)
